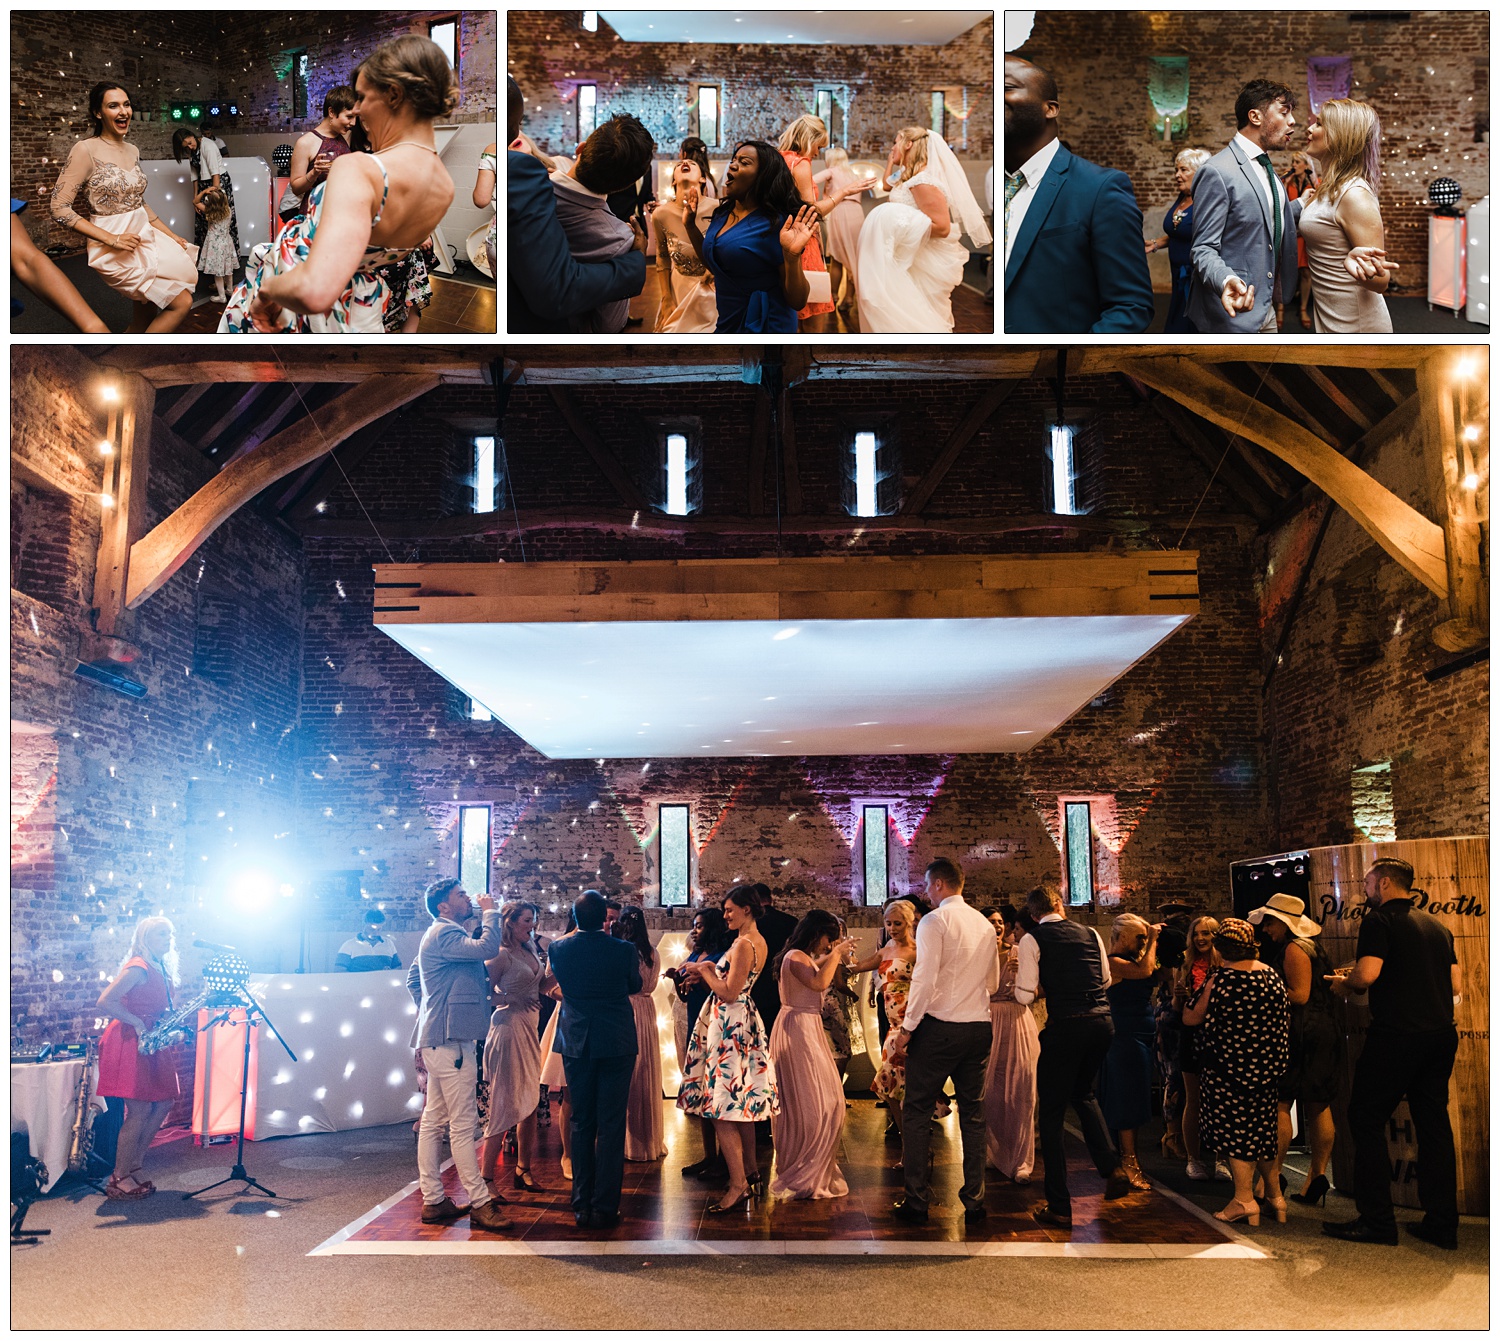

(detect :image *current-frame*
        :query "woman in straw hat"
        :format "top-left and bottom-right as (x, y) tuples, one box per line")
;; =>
(1182, 917), (1290, 1226)
(1248, 893), (1341, 1206)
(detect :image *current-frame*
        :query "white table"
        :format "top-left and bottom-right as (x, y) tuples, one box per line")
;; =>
(10, 1058), (104, 1192)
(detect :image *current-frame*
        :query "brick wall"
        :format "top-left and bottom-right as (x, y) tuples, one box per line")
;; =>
(1260, 400), (1489, 847)
(11, 10), (497, 251)
(1015, 10), (1490, 289)
(507, 11), (993, 160)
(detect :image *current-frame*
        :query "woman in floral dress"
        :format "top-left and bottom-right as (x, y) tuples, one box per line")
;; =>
(852, 898), (919, 1148)
(220, 35), (454, 333)
(677, 884), (779, 1212)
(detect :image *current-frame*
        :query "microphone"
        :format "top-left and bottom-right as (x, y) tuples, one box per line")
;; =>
(193, 938), (239, 952)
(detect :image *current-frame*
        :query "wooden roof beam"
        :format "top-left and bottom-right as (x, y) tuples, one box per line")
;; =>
(547, 387), (650, 510)
(902, 382), (1018, 515)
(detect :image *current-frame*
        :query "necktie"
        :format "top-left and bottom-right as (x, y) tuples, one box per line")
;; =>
(1255, 153), (1282, 262)
(1004, 169), (1026, 244)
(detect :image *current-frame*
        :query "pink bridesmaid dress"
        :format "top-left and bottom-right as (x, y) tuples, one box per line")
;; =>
(984, 945), (1040, 1181)
(769, 950), (849, 1199)
(624, 947), (667, 1161)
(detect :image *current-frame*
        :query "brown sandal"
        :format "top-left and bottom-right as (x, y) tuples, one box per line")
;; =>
(127, 1168), (157, 1194)
(106, 1173), (150, 1200)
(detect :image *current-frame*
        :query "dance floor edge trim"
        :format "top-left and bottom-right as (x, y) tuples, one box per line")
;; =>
(307, 1166), (1271, 1260)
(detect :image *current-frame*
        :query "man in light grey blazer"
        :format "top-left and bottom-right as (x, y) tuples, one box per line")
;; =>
(1186, 79), (1301, 334)
(408, 877), (509, 1231)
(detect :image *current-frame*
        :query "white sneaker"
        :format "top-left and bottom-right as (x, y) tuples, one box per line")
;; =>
(1186, 1159), (1212, 1180)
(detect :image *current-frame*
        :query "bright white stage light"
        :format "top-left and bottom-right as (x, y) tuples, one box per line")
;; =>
(228, 868), (276, 911)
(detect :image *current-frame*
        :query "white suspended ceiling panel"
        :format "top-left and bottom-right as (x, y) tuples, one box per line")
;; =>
(373, 555), (1198, 759)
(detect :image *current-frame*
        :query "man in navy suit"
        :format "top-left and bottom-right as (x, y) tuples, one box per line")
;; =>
(547, 889), (642, 1229)
(506, 76), (647, 333)
(1003, 56), (1154, 334)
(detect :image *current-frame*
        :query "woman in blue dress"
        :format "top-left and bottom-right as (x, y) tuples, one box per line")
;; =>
(681, 139), (821, 333)
(1144, 147), (1210, 335)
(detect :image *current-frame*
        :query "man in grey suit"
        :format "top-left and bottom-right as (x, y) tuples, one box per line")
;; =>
(1186, 79), (1301, 334)
(408, 877), (510, 1231)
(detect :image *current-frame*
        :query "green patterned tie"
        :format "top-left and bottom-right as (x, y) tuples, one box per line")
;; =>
(1004, 170), (1026, 245)
(1255, 153), (1282, 262)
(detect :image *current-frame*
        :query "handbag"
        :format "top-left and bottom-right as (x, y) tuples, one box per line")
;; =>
(804, 268), (833, 306)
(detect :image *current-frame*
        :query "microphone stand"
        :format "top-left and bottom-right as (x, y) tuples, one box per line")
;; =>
(183, 990), (298, 1201)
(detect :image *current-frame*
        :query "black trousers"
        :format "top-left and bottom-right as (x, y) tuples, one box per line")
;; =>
(901, 1017), (992, 1210)
(1036, 1013), (1119, 1215)
(1349, 1025), (1459, 1232)
(561, 1052), (636, 1217)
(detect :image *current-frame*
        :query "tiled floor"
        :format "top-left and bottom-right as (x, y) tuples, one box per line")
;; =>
(311, 1100), (1261, 1257)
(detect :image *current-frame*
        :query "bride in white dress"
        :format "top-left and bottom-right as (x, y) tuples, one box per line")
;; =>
(857, 126), (991, 334)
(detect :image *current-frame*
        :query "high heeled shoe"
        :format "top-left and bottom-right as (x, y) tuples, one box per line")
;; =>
(707, 1185), (752, 1213)
(747, 1173), (766, 1200)
(513, 1168), (545, 1193)
(1263, 1195), (1289, 1224)
(1212, 1198), (1261, 1226)
(1289, 1174), (1330, 1207)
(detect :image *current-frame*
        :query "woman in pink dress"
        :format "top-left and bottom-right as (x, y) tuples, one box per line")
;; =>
(812, 147), (870, 310)
(614, 907), (667, 1161)
(983, 908), (1040, 1182)
(769, 911), (857, 1200)
(95, 917), (183, 1199)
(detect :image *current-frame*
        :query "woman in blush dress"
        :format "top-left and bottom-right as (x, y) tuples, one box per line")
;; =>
(1098, 914), (1160, 1192)
(983, 909), (1040, 1183)
(850, 899), (919, 1150)
(813, 147), (870, 311)
(769, 911), (858, 1200)
(51, 82), (197, 332)
(479, 901), (550, 1194)
(857, 125), (991, 334)
(1143, 146), (1210, 335)
(613, 906), (667, 1162)
(677, 885), (780, 1212)
(652, 159), (719, 333)
(1176, 915), (1221, 1180)
(1297, 98), (1395, 333)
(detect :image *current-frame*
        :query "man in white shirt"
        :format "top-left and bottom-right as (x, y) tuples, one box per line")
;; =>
(1015, 885), (1132, 1226)
(335, 909), (401, 972)
(1185, 79), (1301, 334)
(888, 859), (1000, 1224)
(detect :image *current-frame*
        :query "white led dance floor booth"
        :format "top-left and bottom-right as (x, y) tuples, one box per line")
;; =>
(139, 157), (275, 258)
(373, 554), (1199, 758)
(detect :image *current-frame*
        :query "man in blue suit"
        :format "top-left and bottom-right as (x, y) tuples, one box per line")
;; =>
(547, 889), (642, 1229)
(1185, 79), (1301, 334)
(1003, 56), (1154, 334)
(506, 76), (647, 333)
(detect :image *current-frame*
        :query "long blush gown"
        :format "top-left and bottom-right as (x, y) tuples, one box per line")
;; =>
(768, 951), (848, 1199)
(625, 947), (667, 1160)
(984, 946), (1039, 1180)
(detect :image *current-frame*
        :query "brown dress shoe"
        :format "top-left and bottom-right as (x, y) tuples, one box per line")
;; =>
(420, 1196), (465, 1224)
(468, 1199), (514, 1234)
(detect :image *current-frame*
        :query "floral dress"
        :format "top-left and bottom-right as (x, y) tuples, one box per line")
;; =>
(676, 944), (780, 1121)
(871, 952), (914, 1102)
(219, 153), (415, 334)
(478, 147), (498, 274)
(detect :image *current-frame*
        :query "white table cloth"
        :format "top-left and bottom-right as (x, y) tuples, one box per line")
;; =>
(11, 1058), (103, 1191)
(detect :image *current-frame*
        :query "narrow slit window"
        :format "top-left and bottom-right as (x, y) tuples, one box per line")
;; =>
(930, 89), (946, 137)
(582, 9), (598, 32)
(660, 804), (690, 907)
(854, 431), (879, 517)
(665, 433), (689, 515)
(578, 83), (597, 142)
(458, 804), (492, 898)
(862, 805), (888, 907)
(428, 19), (457, 76)
(1049, 423), (1077, 515)
(696, 85), (720, 148)
(467, 697), (492, 722)
(1064, 801), (1094, 906)
(474, 435), (496, 513)
(291, 52), (309, 122)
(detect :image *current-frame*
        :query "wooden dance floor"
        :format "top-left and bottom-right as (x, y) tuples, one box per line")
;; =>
(311, 1100), (1263, 1258)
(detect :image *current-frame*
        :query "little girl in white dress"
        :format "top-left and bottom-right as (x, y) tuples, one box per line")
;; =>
(196, 187), (238, 303)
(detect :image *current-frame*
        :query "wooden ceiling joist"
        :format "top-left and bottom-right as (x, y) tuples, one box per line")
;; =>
(1301, 366), (1375, 433)
(547, 387), (650, 510)
(1121, 357), (1449, 597)
(100, 346), (496, 387)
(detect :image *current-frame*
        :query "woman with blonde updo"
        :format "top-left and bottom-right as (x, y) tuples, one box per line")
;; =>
(221, 35), (457, 332)
(856, 124), (991, 333)
(1144, 146), (1211, 334)
(850, 898), (920, 1147)
(777, 114), (873, 324)
(812, 146), (870, 308)
(95, 917), (183, 1199)
(1296, 98), (1394, 333)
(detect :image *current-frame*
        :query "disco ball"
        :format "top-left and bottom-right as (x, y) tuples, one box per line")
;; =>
(1428, 177), (1463, 213)
(203, 953), (251, 996)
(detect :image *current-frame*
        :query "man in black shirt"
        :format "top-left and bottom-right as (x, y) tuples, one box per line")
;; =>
(1322, 857), (1461, 1249)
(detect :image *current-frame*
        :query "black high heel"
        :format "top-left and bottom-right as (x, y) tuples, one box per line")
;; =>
(748, 1173), (766, 1200)
(707, 1185), (751, 1214)
(1289, 1174), (1330, 1207)
(681, 1159), (712, 1178)
(513, 1169), (544, 1193)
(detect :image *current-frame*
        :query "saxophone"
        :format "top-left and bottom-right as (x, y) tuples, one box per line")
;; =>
(66, 1039), (99, 1173)
(138, 989), (209, 1055)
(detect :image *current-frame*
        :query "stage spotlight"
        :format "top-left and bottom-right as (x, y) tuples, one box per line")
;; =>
(228, 868), (277, 911)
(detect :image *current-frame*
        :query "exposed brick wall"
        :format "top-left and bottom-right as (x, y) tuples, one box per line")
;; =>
(507, 11), (993, 160)
(11, 10), (497, 251)
(1259, 403), (1489, 847)
(1015, 10), (1490, 290)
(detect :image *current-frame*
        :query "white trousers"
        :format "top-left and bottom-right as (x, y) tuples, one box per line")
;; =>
(417, 1042), (491, 1208)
